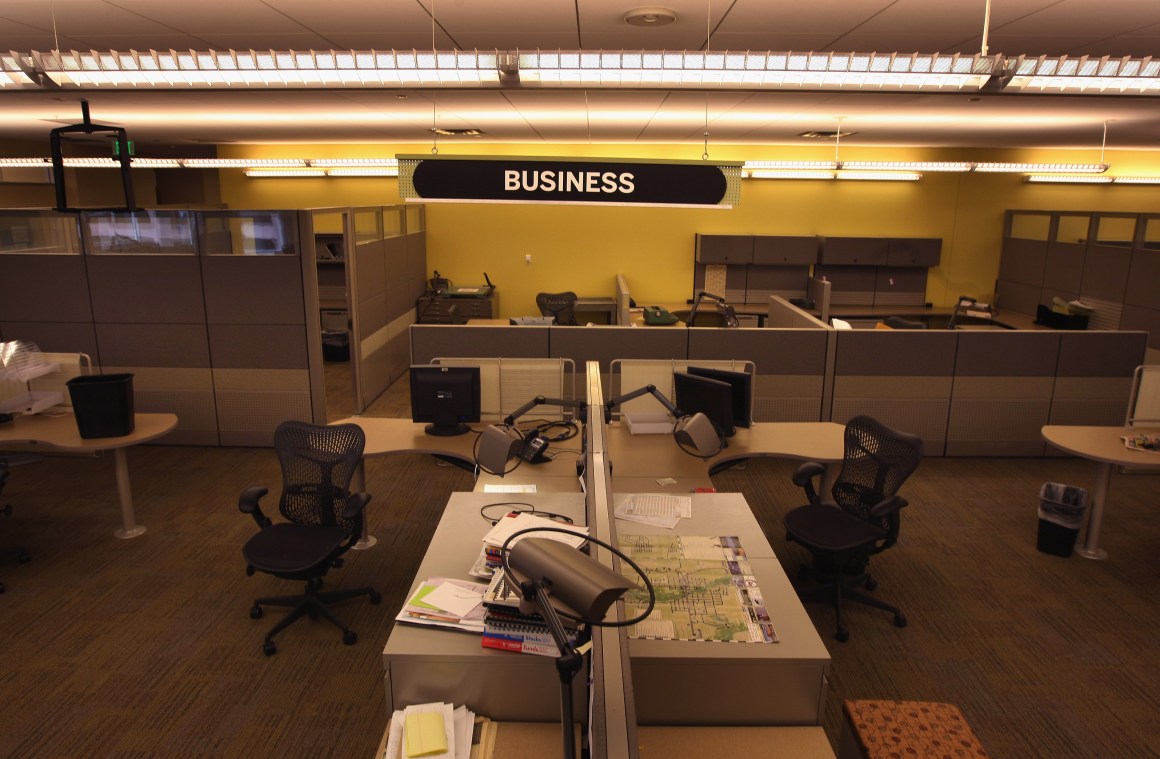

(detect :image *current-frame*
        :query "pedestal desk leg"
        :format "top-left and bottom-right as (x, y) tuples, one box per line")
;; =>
(351, 459), (377, 550)
(112, 447), (146, 539)
(1076, 461), (1110, 560)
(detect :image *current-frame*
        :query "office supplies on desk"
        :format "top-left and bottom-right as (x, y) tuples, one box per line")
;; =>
(615, 493), (692, 529)
(382, 702), (472, 759)
(398, 577), (487, 633)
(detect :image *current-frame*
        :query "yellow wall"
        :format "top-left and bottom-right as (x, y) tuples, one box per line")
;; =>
(149, 143), (1160, 315)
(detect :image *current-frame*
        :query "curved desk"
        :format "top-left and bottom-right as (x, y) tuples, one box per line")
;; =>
(1040, 425), (1160, 559)
(0, 412), (178, 539)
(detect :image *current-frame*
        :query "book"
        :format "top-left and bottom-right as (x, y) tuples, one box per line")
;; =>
(481, 632), (561, 657)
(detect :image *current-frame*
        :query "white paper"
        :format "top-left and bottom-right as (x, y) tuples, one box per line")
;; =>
(423, 581), (485, 618)
(482, 483), (537, 493)
(384, 710), (404, 759)
(482, 511), (588, 549)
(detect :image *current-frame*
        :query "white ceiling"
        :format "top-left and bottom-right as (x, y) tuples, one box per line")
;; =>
(1, 0), (1159, 151)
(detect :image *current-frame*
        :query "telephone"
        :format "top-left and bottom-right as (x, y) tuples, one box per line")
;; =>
(643, 306), (679, 325)
(520, 431), (551, 463)
(426, 270), (451, 295)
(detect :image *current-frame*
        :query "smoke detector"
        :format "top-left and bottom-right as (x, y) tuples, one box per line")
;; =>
(624, 7), (677, 26)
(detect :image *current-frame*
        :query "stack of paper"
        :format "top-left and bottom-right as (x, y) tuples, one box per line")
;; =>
(395, 577), (488, 633)
(382, 702), (482, 759)
(474, 512), (589, 578)
(614, 493), (692, 529)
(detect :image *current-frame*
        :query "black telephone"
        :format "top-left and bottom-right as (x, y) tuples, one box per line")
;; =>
(426, 270), (451, 295)
(520, 431), (550, 463)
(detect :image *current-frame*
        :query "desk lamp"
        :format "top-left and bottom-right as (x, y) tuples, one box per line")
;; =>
(476, 396), (587, 476)
(686, 290), (739, 328)
(605, 384), (725, 458)
(501, 526), (654, 759)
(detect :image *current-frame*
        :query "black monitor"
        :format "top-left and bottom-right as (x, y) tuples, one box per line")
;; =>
(672, 371), (735, 438)
(409, 365), (482, 436)
(685, 366), (753, 430)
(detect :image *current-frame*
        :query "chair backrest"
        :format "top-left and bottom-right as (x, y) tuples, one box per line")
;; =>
(536, 291), (578, 325)
(884, 316), (926, 330)
(274, 421), (365, 530)
(832, 416), (923, 534)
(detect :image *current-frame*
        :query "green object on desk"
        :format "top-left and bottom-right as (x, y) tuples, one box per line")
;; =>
(643, 306), (679, 325)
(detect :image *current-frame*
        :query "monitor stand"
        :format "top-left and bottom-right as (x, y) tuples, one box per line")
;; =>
(424, 422), (471, 436)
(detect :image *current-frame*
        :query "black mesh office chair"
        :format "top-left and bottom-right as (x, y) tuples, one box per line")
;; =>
(0, 467), (31, 593)
(782, 415), (923, 642)
(536, 291), (579, 325)
(239, 421), (380, 655)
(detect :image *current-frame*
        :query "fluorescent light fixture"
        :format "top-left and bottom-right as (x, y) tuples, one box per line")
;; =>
(0, 158), (51, 167)
(308, 158), (399, 168)
(1111, 176), (1160, 185)
(841, 161), (972, 172)
(745, 160), (838, 170)
(1006, 55), (1160, 94)
(243, 169), (326, 177)
(184, 158), (306, 168)
(747, 170), (836, 179)
(323, 167), (399, 177)
(836, 170), (921, 181)
(974, 162), (1108, 173)
(1025, 174), (1114, 184)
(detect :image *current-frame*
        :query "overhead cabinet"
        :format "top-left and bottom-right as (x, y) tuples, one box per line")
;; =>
(886, 237), (941, 267)
(818, 237), (890, 266)
(752, 236), (819, 265)
(695, 234), (754, 264)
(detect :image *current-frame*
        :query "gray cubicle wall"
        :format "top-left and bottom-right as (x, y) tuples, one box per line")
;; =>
(1049, 331), (1148, 426)
(688, 328), (829, 422)
(831, 331), (957, 455)
(410, 325), (550, 366)
(549, 326), (688, 397)
(947, 331), (1061, 456)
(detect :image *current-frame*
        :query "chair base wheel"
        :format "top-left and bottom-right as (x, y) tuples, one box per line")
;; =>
(343, 630), (358, 646)
(864, 578), (877, 591)
(250, 605), (263, 619)
(894, 613), (907, 628)
(835, 627), (849, 643)
(263, 640), (277, 656)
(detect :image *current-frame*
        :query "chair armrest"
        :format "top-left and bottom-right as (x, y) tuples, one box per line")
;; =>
(792, 461), (826, 504)
(238, 486), (272, 529)
(869, 495), (908, 519)
(341, 491), (372, 521)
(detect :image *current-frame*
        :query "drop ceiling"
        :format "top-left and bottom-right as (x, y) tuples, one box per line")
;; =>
(0, 0), (1158, 151)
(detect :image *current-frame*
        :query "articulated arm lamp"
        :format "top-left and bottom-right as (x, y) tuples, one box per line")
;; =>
(605, 384), (724, 458)
(476, 396), (587, 476)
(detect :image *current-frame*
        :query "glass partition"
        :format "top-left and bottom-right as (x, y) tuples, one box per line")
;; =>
(1093, 214), (1138, 247)
(1143, 216), (1160, 250)
(198, 210), (298, 255)
(1054, 214), (1091, 245)
(382, 206), (404, 237)
(353, 208), (381, 244)
(84, 210), (196, 254)
(0, 210), (82, 254)
(405, 204), (425, 234)
(1007, 211), (1051, 241)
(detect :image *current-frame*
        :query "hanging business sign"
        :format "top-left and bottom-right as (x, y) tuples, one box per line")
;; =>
(398, 155), (741, 208)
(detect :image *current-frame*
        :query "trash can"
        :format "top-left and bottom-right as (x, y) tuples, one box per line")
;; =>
(1037, 482), (1089, 557)
(321, 330), (350, 361)
(66, 373), (135, 439)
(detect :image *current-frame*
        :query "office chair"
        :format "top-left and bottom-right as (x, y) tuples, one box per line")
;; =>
(239, 420), (380, 655)
(883, 316), (926, 330)
(0, 467), (32, 594)
(782, 415), (923, 642)
(536, 291), (579, 325)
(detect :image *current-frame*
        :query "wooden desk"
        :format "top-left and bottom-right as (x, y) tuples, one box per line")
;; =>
(1040, 425), (1160, 559)
(0, 412), (178, 538)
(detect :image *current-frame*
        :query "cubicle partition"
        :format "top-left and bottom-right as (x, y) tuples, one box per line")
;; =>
(831, 330), (958, 455)
(549, 326), (688, 395)
(688, 327), (830, 422)
(410, 325), (550, 366)
(1049, 331), (1149, 426)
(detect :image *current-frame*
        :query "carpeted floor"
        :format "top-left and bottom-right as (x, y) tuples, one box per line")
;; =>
(0, 438), (1157, 757)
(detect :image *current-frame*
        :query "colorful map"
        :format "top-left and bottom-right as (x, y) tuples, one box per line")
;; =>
(618, 535), (777, 643)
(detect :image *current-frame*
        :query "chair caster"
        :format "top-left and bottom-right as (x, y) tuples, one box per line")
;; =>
(835, 627), (849, 643)
(250, 605), (263, 620)
(263, 640), (277, 656)
(343, 630), (358, 646)
(864, 577), (877, 591)
(369, 590), (382, 605)
(894, 613), (907, 628)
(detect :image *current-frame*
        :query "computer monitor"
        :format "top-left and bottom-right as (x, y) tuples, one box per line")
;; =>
(685, 366), (753, 430)
(409, 365), (482, 436)
(672, 371), (735, 438)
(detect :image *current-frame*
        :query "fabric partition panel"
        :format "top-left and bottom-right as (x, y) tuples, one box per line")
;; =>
(831, 330), (957, 455)
(410, 325), (550, 366)
(1049, 331), (1148, 426)
(947, 331), (1061, 456)
(548, 325), (688, 397)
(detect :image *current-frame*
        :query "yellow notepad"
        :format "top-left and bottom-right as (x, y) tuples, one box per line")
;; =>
(404, 711), (448, 757)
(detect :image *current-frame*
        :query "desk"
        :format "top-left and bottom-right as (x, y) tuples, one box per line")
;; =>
(0, 412), (178, 538)
(615, 492), (831, 725)
(1040, 425), (1160, 559)
(381, 491), (588, 721)
(575, 295), (617, 324)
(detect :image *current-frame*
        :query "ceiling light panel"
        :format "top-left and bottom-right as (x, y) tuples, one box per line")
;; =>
(1007, 55), (1160, 94)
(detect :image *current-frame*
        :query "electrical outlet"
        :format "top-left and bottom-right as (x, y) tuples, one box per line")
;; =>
(525, 254), (532, 263)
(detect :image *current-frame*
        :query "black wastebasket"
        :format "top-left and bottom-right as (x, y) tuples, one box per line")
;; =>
(322, 330), (350, 362)
(1036, 482), (1089, 557)
(66, 373), (135, 439)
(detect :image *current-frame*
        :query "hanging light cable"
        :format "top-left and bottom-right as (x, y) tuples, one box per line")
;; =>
(430, 0), (438, 155)
(702, 0), (712, 160)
